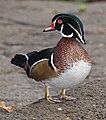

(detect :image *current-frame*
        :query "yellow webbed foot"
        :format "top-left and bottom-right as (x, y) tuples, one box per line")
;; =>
(60, 89), (77, 101)
(44, 83), (77, 103)
(46, 96), (62, 103)
(45, 84), (62, 103)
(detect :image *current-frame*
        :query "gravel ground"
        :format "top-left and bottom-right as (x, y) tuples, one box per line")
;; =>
(0, 0), (106, 120)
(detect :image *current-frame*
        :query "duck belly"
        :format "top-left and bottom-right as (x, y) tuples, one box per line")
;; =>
(45, 60), (92, 89)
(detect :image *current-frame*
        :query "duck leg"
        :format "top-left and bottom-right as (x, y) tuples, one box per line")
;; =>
(45, 84), (62, 103)
(60, 89), (77, 101)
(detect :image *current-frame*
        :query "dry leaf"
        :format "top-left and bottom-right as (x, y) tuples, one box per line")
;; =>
(0, 100), (16, 112)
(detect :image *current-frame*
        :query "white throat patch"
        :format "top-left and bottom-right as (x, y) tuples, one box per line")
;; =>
(60, 24), (74, 38)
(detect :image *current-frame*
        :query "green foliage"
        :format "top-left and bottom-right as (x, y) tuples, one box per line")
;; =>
(79, 5), (87, 12)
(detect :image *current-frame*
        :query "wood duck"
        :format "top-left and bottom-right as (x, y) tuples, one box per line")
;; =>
(11, 13), (92, 103)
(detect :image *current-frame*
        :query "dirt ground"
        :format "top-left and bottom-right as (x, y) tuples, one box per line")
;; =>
(0, 0), (106, 120)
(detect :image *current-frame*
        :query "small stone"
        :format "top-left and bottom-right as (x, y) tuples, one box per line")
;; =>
(66, 117), (71, 120)
(58, 107), (62, 111)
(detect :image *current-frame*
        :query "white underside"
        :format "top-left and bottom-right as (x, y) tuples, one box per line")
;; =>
(45, 60), (91, 89)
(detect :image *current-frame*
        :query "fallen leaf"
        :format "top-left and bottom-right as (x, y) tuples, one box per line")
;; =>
(0, 100), (16, 112)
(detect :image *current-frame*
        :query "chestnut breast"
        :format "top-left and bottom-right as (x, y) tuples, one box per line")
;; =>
(53, 38), (92, 73)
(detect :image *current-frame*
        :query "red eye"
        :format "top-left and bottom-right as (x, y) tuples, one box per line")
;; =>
(57, 19), (63, 24)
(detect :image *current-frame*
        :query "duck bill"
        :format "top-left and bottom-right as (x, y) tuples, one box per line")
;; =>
(43, 23), (55, 32)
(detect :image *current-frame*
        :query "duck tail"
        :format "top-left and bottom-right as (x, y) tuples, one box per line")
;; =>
(11, 54), (27, 68)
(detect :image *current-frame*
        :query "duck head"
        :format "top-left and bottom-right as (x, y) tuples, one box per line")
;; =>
(43, 13), (86, 44)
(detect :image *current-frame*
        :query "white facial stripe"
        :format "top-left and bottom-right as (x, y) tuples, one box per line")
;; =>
(60, 24), (74, 38)
(60, 24), (64, 33)
(29, 59), (48, 77)
(68, 23), (84, 43)
(51, 53), (57, 71)
(62, 32), (73, 38)
(24, 54), (29, 61)
(76, 38), (81, 43)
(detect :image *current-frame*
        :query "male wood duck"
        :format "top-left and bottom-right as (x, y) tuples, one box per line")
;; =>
(11, 13), (92, 103)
